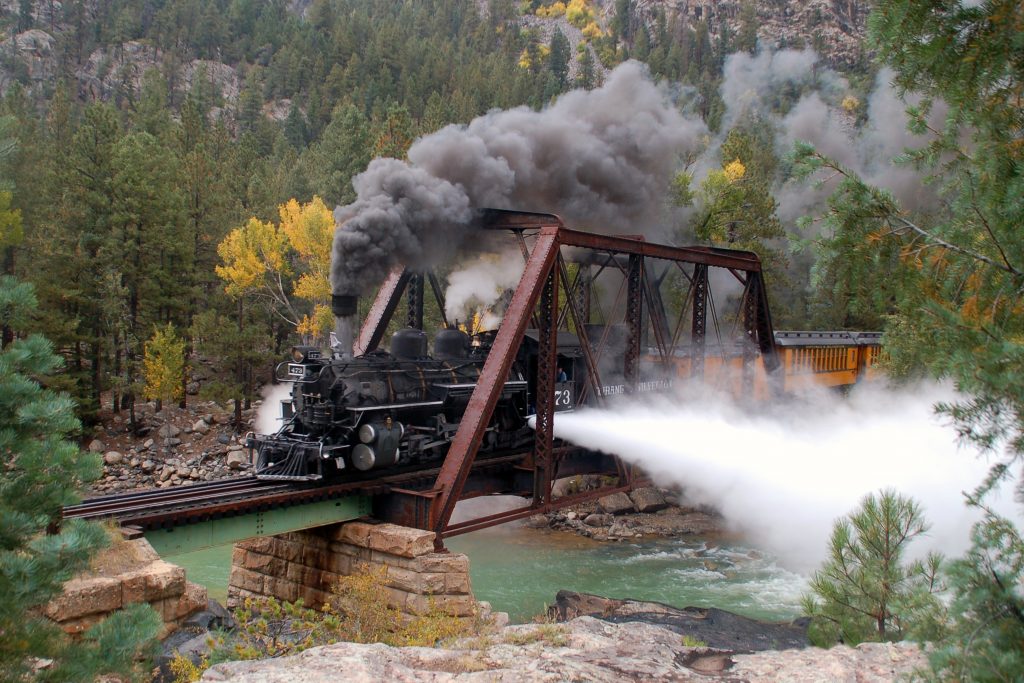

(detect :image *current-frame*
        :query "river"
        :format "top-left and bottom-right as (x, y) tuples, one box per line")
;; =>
(172, 524), (806, 623)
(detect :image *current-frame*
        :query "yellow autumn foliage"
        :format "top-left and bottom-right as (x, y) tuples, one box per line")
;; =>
(566, 0), (593, 27)
(582, 21), (603, 39)
(723, 159), (746, 183)
(537, 1), (566, 17)
(215, 217), (290, 297)
(143, 323), (185, 404)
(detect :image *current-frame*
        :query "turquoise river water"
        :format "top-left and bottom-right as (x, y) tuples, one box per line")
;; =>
(172, 524), (807, 623)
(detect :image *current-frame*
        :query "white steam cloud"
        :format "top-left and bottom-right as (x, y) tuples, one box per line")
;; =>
(255, 383), (293, 436)
(550, 383), (1020, 572)
(444, 251), (525, 329)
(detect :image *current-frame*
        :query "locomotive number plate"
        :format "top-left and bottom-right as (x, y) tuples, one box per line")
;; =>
(287, 364), (306, 378)
(554, 383), (574, 412)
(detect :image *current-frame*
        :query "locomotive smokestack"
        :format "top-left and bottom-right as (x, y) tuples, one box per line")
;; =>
(331, 293), (358, 358)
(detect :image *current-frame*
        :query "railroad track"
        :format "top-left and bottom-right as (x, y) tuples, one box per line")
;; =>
(62, 477), (293, 522)
(60, 450), (543, 531)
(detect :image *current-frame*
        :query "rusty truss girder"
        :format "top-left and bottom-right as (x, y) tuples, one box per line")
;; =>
(356, 210), (779, 549)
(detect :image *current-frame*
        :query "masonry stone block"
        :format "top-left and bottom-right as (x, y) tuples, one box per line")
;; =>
(276, 538), (304, 562)
(385, 565), (446, 594)
(331, 521), (373, 546)
(300, 544), (328, 567)
(362, 523), (435, 558)
(382, 586), (410, 611)
(230, 566), (266, 594)
(259, 577), (293, 603)
(324, 551), (352, 576)
(444, 572), (472, 595)
(368, 549), (417, 571)
(239, 536), (277, 555)
(418, 552), (470, 574)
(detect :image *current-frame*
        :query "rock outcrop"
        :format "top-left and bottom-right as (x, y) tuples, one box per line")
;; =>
(549, 590), (809, 651)
(198, 615), (927, 682)
(45, 536), (206, 639)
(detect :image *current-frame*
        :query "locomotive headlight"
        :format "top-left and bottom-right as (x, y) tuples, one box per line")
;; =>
(358, 424), (377, 443)
(291, 347), (304, 362)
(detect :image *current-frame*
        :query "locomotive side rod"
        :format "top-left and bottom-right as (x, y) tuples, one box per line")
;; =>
(429, 226), (562, 549)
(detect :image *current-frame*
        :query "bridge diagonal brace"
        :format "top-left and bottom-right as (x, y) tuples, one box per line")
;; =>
(356, 267), (411, 355)
(430, 226), (562, 548)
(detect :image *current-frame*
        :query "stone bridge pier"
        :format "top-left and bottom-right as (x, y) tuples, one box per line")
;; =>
(228, 521), (478, 622)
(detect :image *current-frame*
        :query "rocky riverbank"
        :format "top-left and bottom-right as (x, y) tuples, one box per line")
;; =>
(526, 480), (727, 541)
(198, 614), (926, 682)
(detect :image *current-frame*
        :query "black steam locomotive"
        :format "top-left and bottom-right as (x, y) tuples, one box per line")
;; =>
(249, 327), (559, 481)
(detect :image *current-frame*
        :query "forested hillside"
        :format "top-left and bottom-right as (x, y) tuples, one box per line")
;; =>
(0, 0), (878, 423)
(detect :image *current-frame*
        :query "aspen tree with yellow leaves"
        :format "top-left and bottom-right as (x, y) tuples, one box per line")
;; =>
(216, 197), (336, 344)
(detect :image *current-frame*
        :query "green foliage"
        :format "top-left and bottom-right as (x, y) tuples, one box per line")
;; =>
(0, 277), (160, 682)
(795, 1), (1024, 677)
(922, 511), (1024, 681)
(802, 490), (945, 646)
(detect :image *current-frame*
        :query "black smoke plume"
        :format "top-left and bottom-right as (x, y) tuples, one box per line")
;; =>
(330, 61), (706, 295)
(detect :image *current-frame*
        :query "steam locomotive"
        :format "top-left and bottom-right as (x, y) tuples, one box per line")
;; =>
(249, 326), (561, 481)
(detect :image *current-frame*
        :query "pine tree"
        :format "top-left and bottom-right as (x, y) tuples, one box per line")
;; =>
(802, 490), (945, 646)
(793, 1), (1024, 676)
(0, 276), (160, 682)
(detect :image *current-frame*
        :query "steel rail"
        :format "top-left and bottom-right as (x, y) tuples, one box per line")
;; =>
(63, 478), (279, 516)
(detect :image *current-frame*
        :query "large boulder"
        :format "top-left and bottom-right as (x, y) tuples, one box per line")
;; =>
(597, 492), (634, 515)
(629, 487), (669, 513)
(548, 590), (809, 652)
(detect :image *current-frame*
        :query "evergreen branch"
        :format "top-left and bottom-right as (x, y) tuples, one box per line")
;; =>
(887, 214), (1022, 279)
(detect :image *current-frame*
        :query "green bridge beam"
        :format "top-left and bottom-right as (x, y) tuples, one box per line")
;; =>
(144, 496), (372, 557)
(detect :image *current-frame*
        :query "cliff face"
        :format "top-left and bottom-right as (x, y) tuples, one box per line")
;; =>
(612, 0), (870, 68)
(0, 0), (870, 110)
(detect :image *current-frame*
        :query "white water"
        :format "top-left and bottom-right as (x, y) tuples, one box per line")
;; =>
(550, 382), (1021, 571)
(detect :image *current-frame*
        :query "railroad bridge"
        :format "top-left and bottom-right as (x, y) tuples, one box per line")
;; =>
(62, 210), (881, 621)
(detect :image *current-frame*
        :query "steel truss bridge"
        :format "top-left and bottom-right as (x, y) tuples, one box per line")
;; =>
(64, 210), (872, 556)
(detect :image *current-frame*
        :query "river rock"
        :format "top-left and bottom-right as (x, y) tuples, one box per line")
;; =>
(583, 513), (612, 527)
(523, 514), (549, 529)
(103, 451), (123, 465)
(226, 451), (247, 469)
(629, 487), (668, 513)
(88, 439), (105, 453)
(597, 492), (634, 515)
